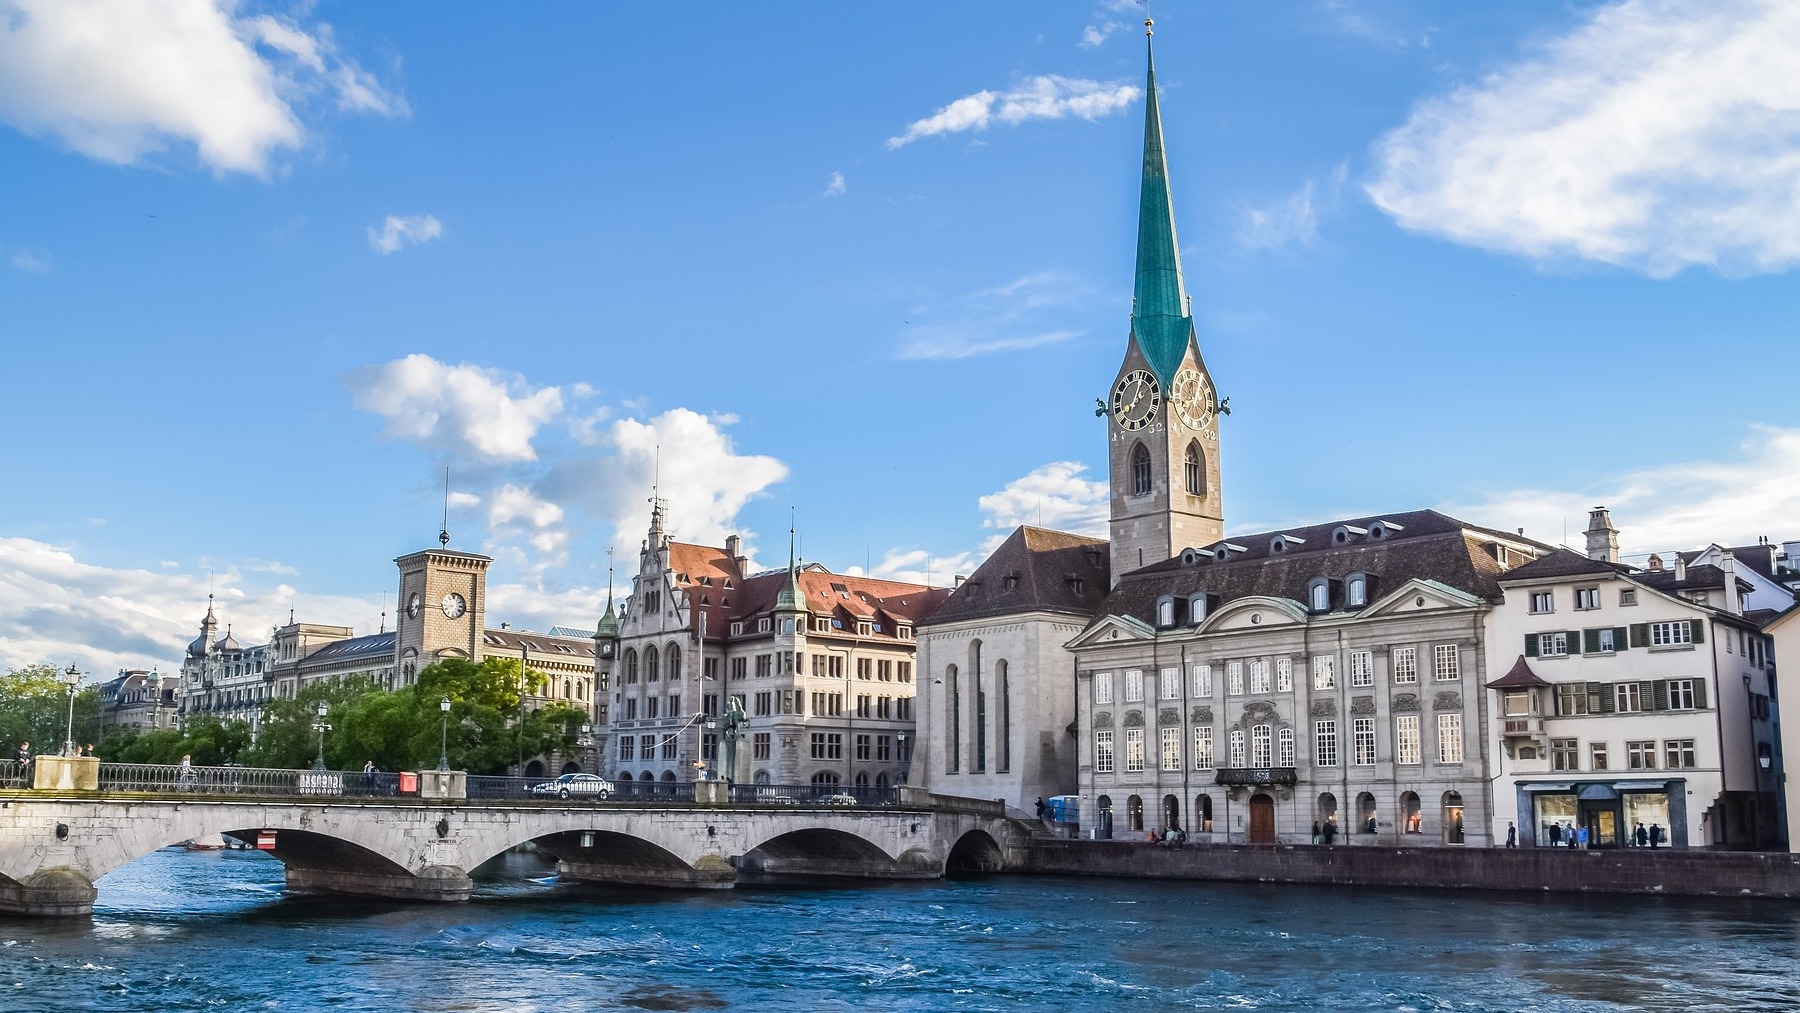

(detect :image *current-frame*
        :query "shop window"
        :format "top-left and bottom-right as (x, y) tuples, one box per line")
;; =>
(1127, 795), (1144, 832)
(1357, 792), (1378, 834)
(1442, 792), (1465, 845)
(1401, 791), (1423, 834)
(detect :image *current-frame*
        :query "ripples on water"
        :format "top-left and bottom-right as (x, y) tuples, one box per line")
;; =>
(4, 847), (1799, 1011)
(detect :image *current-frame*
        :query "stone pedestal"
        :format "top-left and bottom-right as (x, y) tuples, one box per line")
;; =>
(0, 868), (97, 917)
(419, 770), (466, 800)
(33, 756), (99, 791)
(694, 779), (727, 805)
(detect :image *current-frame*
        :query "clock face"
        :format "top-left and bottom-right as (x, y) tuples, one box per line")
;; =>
(1171, 368), (1215, 431)
(1110, 369), (1161, 431)
(406, 592), (422, 619)
(441, 593), (467, 619)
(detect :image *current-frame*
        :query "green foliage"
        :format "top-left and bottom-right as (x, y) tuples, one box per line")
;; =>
(0, 663), (105, 756)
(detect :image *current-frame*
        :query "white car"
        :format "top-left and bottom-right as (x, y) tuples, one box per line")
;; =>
(816, 793), (858, 806)
(531, 773), (614, 800)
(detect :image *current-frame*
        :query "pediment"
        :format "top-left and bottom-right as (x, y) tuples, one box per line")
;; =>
(1358, 578), (1484, 618)
(1198, 596), (1307, 633)
(1066, 613), (1157, 650)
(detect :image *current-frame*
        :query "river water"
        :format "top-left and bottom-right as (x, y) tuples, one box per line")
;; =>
(4, 847), (1799, 1011)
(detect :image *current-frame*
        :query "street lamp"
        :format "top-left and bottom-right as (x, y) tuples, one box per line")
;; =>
(312, 701), (331, 771)
(148, 668), (161, 732)
(62, 664), (81, 756)
(579, 722), (594, 775)
(439, 697), (452, 772)
(896, 731), (910, 785)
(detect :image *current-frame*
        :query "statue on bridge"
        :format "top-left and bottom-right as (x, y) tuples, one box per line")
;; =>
(718, 696), (748, 785)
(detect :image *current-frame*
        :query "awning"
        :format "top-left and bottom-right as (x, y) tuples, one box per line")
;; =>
(1611, 780), (1670, 792)
(1578, 783), (1619, 801)
(1521, 783), (1574, 792)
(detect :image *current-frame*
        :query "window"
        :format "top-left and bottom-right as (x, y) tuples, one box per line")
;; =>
(855, 734), (872, 761)
(1184, 442), (1204, 495)
(1349, 651), (1373, 688)
(1312, 655), (1334, 690)
(1529, 590), (1555, 614)
(1574, 587), (1601, 610)
(1130, 443), (1152, 496)
(1536, 631), (1569, 658)
(1551, 738), (1579, 771)
(1227, 662), (1244, 695)
(1626, 740), (1657, 769)
(877, 735), (892, 761)
(1095, 671), (1114, 705)
(646, 696), (660, 719)
(1669, 679), (1697, 710)
(1650, 620), (1694, 647)
(1193, 727), (1214, 769)
(1155, 598), (1174, 627)
(1590, 742), (1608, 770)
(619, 736), (636, 762)
(1504, 690), (1531, 716)
(1347, 575), (1367, 608)
(1555, 684), (1588, 716)
(1124, 728), (1146, 772)
(1434, 645), (1460, 681)
(1187, 594), (1209, 624)
(1352, 718), (1376, 765)
(1437, 713), (1463, 763)
(1315, 721), (1338, 767)
(1161, 727), (1182, 771)
(1191, 665), (1212, 697)
(1310, 582), (1330, 612)
(1664, 739), (1697, 769)
(1124, 670), (1144, 703)
(1274, 657), (1293, 692)
(1095, 731), (1114, 773)
(1249, 660), (1270, 694)
(661, 736), (677, 760)
(1396, 715), (1421, 765)
(1251, 724), (1272, 767)
(1229, 729), (1246, 768)
(898, 661), (912, 683)
(1278, 727), (1295, 768)
(1614, 682), (1642, 713)
(856, 658), (872, 680)
(1392, 647), (1417, 684)
(810, 733), (843, 760)
(1589, 627), (1617, 654)
(753, 732), (771, 760)
(754, 692), (771, 716)
(1160, 668), (1180, 701)
(1620, 588), (1638, 606)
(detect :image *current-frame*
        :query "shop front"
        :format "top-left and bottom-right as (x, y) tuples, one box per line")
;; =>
(1518, 779), (1685, 849)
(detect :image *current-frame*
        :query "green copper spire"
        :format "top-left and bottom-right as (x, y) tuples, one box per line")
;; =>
(774, 523), (802, 612)
(1130, 21), (1194, 388)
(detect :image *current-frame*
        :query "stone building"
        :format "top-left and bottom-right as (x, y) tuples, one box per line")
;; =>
(96, 668), (175, 734)
(599, 505), (946, 792)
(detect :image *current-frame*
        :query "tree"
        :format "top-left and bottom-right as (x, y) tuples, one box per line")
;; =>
(0, 664), (103, 756)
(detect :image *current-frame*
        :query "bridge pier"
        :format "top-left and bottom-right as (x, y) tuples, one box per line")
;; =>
(284, 864), (472, 904)
(556, 854), (737, 890)
(0, 867), (98, 918)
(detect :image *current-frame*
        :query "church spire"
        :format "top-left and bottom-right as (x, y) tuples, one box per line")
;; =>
(775, 520), (802, 612)
(1130, 19), (1193, 388)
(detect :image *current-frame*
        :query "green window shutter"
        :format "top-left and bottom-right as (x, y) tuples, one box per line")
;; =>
(1524, 633), (1539, 657)
(1649, 681), (1666, 711)
(1693, 680), (1708, 710)
(1613, 627), (1630, 652)
(1582, 629), (1601, 655)
(1690, 619), (1705, 644)
(1629, 623), (1649, 648)
(1589, 682), (1613, 713)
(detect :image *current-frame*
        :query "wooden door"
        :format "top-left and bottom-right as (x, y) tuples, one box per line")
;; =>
(1249, 793), (1276, 844)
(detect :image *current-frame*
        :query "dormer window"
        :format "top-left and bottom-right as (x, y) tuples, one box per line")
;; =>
(1066, 577), (1085, 596)
(1180, 547), (1212, 566)
(1307, 577), (1332, 613)
(758, 618), (772, 633)
(1367, 520), (1405, 540)
(857, 621), (873, 636)
(729, 621), (744, 637)
(1155, 596), (1176, 628)
(898, 624), (913, 640)
(1332, 525), (1366, 545)
(1187, 593), (1211, 625)
(1270, 534), (1305, 554)
(1346, 573), (1371, 608)
(1003, 574), (1019, 592)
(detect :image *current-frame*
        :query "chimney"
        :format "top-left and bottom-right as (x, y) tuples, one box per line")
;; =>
(1674, 555), (1687, 582)
(725, 534), (741, 562)
(1583, 507), (1620, 563)
(1721, 551), (1743, 615)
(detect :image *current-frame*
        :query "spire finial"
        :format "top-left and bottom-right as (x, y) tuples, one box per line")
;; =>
(439, 467), (451, 548)
(1145, 16), (1153, 37)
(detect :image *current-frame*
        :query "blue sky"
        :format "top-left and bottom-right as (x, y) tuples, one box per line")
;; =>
(3, 0), (1798, 676)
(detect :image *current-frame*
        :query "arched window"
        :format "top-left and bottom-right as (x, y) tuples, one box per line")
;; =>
(1130, 443), (1152, 496)
(1196, 793), (1214, 832)
(645, 646), (660, 683)
(875, 772), (890, 789)
(562, 678), (571, 699)
(811, 771), (841, 788)
(1184, 442), (1204, 495)
(753, 769), (771, 785)
(1318, 792), (1338, 828)
(1127, 794), (1145, 832)
(1346, 573), (1369, 608)
(1162, 793), (1181, 831)
(1402, 791), (1423, 834)
(666, 644), (681, 681)
(1278, 727), (1295, 767)
(622, 648), (638, 684)
(1156, 597), (1175, 627)
(946, 663), (961, 774)
(1252, 724), (1273, 767)
(1443, 792), (1466, 845)
(1309, 579), (1331, 612)
(854, 772), (870, 788)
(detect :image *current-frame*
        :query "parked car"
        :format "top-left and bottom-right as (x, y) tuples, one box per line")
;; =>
(817, 793), (858, 806)
(530, 773), (614, 800)
(765, 794), (800, 805)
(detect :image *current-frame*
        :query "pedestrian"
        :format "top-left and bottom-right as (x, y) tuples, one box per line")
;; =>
(1635, 822), (1648, 848)
(1323, 818), (1337, 846)
(14, 741), (29, 786)
(1549, 822), (1562, 848)
(1035, 797), (1047, 820)
(1312, 821), (1322, 845)
(1505, 822), (1517, 849)
(1649, 823), (1663, 849)
(362, 760), (378, 795)
(178, 753), (194, 790)
(1567, 822), (1578, 848)
(1577, 824), (1589, 850)
(81, 743), (95, 757)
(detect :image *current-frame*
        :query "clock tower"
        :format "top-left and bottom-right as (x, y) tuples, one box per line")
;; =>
(393, 544), (492, 684)
(1108, 21), (1224, 584)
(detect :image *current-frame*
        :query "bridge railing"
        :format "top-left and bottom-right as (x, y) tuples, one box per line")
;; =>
(93, 763), (401, 797)
(1, 758), (25, 788)
(728, 783), (899, 807)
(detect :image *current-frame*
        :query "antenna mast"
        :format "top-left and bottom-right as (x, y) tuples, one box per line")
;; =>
(439, 467), (452, 548)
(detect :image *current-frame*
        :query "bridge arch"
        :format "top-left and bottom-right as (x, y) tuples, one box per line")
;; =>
(738, 827), (935, 882)
(945, 829), (1005, 875)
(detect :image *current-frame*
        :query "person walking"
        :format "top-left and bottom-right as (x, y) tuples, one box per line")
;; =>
(1035, 797), (1047, 821)
(1549, 821), (1562, 848)
(1649, 823), (1664, 849)
(1634, 822), (1648, 848)
(1505, 822), (1517, 849)
(1312, 821), (1322, 845)
(1322, 818), (1337, 846)
(1577, 824), (1590, 850)
(178, 753), (194, 791)
(14, 741), (29, 786)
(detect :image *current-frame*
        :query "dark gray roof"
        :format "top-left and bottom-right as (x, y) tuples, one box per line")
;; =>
(1099, 509), (1543, 623)
(303, 632), (396, 665)
(1498, 547), (1630, 583)
(925, 526), (1111, 626)
(1636, 564), (1751, 595)
(1679, 544), (1781, 580)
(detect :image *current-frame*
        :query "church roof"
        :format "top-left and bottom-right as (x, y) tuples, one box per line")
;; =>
(1130, 30), (1196, 388)
(925, 526), (1112, 626)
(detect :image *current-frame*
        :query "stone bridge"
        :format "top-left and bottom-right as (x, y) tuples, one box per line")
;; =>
(0, 785), (1030, 917)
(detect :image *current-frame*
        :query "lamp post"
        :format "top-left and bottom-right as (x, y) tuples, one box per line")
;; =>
(579, 722), (594, 774)
(148, 667), (161, 732)
(312, 701), (331, 771)
(62, 664), (81, 756)
(896, 731), (910, 785)
(439, 697), (452, 772)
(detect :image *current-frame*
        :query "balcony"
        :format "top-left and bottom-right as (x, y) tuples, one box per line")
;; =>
(1503, 717), (1544, 737)
(1213, 767), (1298, 787)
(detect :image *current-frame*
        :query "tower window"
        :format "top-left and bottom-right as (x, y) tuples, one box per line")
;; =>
(1184, 442), (1204, 496)
(1130, 443), (1152, 496)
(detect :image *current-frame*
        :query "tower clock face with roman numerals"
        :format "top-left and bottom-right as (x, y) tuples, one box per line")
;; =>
(1171, 368), (1215, 431)
(1111, 369), (1161, 431)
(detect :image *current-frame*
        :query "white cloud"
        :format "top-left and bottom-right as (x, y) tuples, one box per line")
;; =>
(0, 0), (404, 177)
(1238, 181), (1322, 250)
(593, 408), (789, 552)
(367, 214), (443, 255)
(978, 461), (1110, 536)
(486, 484), (569, 568)
(0, 537), (382, 677)
(1367, 0), (1800, 277)
(896, 271), (1093, 361)
(887, 76), (1140, 148)
(1443, 424), (1800, 555)
(1080, 22), (1121, 49)
(345, 354), (563, 463)
(9, 250), (49, 273)
(446, 491), (482, 510)
(823, 171), (846, 198)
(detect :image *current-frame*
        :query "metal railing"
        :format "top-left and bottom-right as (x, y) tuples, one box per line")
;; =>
(89, 763), (401, 798)
(1, 758), (26, 788)
(728, 782), (898, 807)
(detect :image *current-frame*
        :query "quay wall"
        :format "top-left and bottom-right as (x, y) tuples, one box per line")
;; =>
(1021, 840), (1800, 900)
